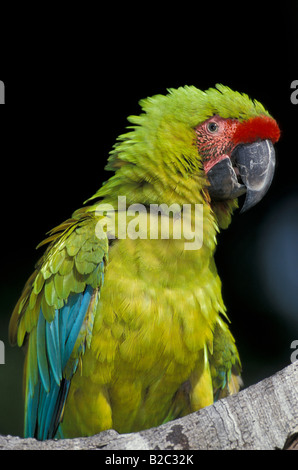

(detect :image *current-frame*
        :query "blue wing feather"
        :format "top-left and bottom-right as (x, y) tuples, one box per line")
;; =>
(37, 313), (50, 393)
(64, 287), (93, 365)
(25, 285), (95, 439)
(46, 312), (62, 386)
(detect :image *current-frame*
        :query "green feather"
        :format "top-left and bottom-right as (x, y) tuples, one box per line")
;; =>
(49, 249), (65, 274)
(33, 272), (44, 295)
(58, 254), (74, 276)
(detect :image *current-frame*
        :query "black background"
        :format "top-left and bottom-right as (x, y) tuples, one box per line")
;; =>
(0, 3), (297, 436)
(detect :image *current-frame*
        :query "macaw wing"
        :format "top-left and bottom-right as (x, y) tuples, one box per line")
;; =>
(9, 211), (108, 439)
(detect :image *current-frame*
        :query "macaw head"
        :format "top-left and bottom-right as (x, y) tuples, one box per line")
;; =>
(92, 84), (280, 226)
(193, 85), (280, 213)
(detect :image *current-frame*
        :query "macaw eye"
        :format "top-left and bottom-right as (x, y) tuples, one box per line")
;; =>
(207, 122), (219, 133)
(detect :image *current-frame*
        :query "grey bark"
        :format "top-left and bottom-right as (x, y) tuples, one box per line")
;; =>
(1, 362), (297, 450)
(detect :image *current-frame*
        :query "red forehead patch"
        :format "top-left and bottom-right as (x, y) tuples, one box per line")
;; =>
(233, 115), (280, 146)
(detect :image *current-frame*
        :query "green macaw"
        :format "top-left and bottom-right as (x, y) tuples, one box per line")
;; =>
(9, 84), (280, 440)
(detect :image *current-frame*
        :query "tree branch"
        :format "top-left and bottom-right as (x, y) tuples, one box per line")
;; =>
(1, 362), (297, 450)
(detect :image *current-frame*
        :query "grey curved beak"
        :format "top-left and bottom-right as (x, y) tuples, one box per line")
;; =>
(207, 139), (276, 213)
(234, 139), (276, 213)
